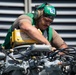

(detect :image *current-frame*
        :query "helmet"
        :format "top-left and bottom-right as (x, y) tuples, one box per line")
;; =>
(34, 3), (56, 19)
(43, 5), (56, 18)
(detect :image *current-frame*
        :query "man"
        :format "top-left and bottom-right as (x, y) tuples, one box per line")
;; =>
(1, 3), (68, 49)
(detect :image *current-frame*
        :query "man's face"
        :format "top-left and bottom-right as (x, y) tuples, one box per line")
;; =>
(38, 16), (53, 30)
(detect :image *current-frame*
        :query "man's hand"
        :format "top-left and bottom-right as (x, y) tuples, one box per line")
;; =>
(58, 52), (65, 55)
(51, 47), (56, 51)
(51, 47), (67, 56)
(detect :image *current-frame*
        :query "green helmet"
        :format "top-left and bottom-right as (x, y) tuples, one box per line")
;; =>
(43, 5), (56, 18)
(34, 3), (56, 19)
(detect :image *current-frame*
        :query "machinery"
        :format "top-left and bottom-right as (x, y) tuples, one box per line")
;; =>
(0, 44), (76, 75)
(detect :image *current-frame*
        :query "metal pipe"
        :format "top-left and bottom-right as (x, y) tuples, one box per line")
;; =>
(28, 0), (32, 13)
(24, 0), (28, 13)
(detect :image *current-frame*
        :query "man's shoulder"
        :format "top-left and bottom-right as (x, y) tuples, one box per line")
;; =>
(48, 27), (56, 32)
(17, 13), (34, 20)
(25, 13), (34, 18)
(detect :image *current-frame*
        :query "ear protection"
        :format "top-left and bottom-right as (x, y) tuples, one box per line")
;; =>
(34, 3), (48, 19)
(34, 3), (56, 19)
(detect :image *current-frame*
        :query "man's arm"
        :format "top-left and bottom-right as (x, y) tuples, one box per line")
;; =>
(51, 29), (68, 49)
(18, 15), (50, 45)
